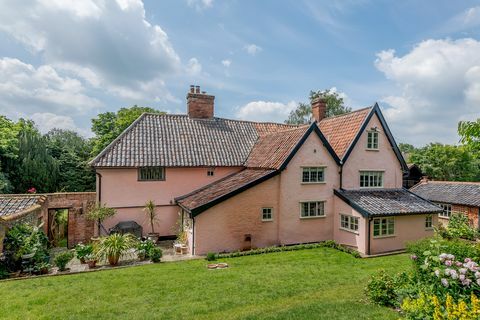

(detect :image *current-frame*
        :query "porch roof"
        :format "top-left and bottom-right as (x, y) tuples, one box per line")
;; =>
(334, 188), (442, 217)
(0, 194), (46, 220)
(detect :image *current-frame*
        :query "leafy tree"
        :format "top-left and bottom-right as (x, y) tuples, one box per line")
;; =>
(91, 106), (164, 156)
(458, 119), (480, 156)
(399, 143), (417, 163)
(45, 129), (95, 192)
(285, 89), (352, 124)
(410, 143), (479, 181)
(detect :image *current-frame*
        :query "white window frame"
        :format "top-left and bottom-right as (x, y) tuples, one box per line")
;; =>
(300, 201), (326, 219)
(360, 171), (384, 188)
(425, 215), (433, 230)
(367, 131), (379, 150)
(373, 217), (395, 238)
(340, 214), (359, 234)
(436, 203), (452, 219)
(301, 167), (326, 184)
(261, 207), (273, 222)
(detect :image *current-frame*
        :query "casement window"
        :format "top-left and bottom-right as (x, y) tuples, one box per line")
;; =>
(359, 171), (384, 188)
(340, 214), (359, 233)
(302, 167), (325, 183)
(300, 201), (325, 218)
(367, 131), (379, 150)
(425, 215), (433, 229)
(436, 203), (452, 219)
(138, 167), (165, 181)
(262, 208), (273, 221)
(373, 217), (395, 237)
(207, 169), (214, 176)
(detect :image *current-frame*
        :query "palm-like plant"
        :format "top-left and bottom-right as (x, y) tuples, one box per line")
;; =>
(143, 200), (158, 235)
(97, 233), (138, 266)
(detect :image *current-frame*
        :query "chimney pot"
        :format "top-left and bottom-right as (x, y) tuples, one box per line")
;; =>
(311, 97), (327, 122)
(187, 85), (215, 119)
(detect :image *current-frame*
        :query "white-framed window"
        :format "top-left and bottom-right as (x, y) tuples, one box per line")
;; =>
(138, 167), (165, 181)
(425, 215), (433, 229)
(360, 171), (384, 188)
(367, 131), (379, 150)
(373, 217), (395, 237)
(436, 203), (452, 219)
(302, 167), (325, 183)
(300, 201), (325, 218)
(340, 214), (359, 233)
(262, 208), (273, 221)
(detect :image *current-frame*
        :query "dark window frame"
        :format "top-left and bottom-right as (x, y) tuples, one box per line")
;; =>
(138, 167), (166, 181)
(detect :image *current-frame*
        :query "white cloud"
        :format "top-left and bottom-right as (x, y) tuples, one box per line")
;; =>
(244, 44), (262, 56)
(0, 0), (181, 102)
(186, 58), (202, 75)
(187, 0), (213, 10)
(439, 6), (480, 34)
(221, 59), (232, 67)
(375, 38), (480, 145)
(0, 57), (102, 114)
(31, 112), (91, 137)
(236, 100), (297, 123)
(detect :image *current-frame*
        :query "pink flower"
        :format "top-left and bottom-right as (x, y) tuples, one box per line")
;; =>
(410, 255), (418, 260)
(441, 278), (449, 287)
(456, 261), (463, 267)
(27, 187), (36, 194)
(462, 278), (472, 286)
(445, 260), (453, 267)
(459, 274), (466, 281)
(459, 268), (468, 275)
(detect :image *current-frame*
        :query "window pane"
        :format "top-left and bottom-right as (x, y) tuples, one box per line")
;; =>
(310, 170), (318, 182)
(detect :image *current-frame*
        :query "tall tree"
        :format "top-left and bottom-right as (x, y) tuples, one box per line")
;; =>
(409, 143), (479, 181)
(45, 129), (95, 192)
(285, 89), (352, 124)
(458, 119), (480, 156)
(91, 106), (164, 156)
(399, 143), (417, 163)
(0, 116), (21, 193)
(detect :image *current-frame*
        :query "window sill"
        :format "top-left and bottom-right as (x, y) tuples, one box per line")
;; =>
(439, 216), (450, 220)
(366, 148), (379, 151)
(301, 182), (326, 185)
(425, 227), (434, 231)
(339, 227), (359, 235)
(300, 215), (326, 220)
(261, 219), (273, 222)
(373, 234), (396, 239)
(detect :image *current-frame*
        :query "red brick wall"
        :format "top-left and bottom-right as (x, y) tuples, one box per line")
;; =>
(187, 93), (214, 119)
(452, 204), (479, 229)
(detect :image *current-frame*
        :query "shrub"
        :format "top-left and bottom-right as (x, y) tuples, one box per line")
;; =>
(365, 270), (399, 307)
(447, 213), (478, 241)
(149, 247), (163, 263)
(206, 252), (217, 261)
(0, 263), (9, 279)
(74, 243), (93, 262)
(402, 293), (480, 320)
(97, 233), (138, 266)
(136, 239), (156, 259)
(54, 251), (74, 271)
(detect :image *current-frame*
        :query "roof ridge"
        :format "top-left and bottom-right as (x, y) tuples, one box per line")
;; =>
(319, 106), (373, 122)
(424, 180), (480, 185)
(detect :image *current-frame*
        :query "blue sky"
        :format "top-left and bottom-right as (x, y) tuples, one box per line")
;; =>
(0, 0), (479, 145)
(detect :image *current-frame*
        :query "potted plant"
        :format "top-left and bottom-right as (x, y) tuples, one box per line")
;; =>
(136, 239), (155, 261)
(144, 200), (159, 242)
(87, 204), (117, 237)
(85, 253), (98, 269)
(149, 247), (163, 263)
(74, 243), (93, 264)
(97, 233), (138, 266)
(54, 251), (74, 272)
(34, 262), (51, 275)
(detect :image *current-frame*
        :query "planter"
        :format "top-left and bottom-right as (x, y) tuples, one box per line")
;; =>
(147, 233), (160, 243)
(86, 260), (97, 269)
(108, 254), (120, 266)
(21, 252), (35, 260)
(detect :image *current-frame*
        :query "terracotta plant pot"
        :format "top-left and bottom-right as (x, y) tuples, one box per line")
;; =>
(147, 233), (160, 243)
(87, 260), (97, 268)
(108, 255), (120, 266)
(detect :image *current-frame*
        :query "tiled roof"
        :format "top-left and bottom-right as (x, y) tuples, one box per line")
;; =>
(334, 188), (442, 217)
(245, 126), (309, 169)
(318, 107), (372, 159)
(176, 169), (276, 214)
(0, 195), (46, 218)
(90, 114), (296, 167)
(411, 181), (480, 207)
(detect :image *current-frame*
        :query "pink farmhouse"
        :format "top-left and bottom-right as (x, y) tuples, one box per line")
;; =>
(90, 85), (441, 256)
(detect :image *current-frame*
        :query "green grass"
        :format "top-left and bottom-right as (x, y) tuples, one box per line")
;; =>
(0, 248), (410, 319)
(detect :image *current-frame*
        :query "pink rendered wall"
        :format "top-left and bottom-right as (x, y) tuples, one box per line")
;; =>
(333, 196), (367, 254)
(97, 166), (242, 236)
(278, 133), (340, 244)
(369, 214), (437, 254)
(342, 113), (404, 189)
(193, 175), (280, 255)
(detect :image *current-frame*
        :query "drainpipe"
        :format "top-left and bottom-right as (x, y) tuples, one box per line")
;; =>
(192, 214), (195, 256)
(367, 217), (372, 256)
(95, 172), (102, 204)
(339, 162), (343, 189)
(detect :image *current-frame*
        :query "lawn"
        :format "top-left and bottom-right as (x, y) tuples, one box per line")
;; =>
(0, 248), (410, 319)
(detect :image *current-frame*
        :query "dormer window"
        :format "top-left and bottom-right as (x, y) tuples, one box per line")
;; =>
(138, 167), (165, 181)
(367, 130), (379, 150)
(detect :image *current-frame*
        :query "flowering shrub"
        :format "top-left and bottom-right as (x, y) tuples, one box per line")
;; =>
(445, 214), (478, 241)
(402, 293), (480, 320)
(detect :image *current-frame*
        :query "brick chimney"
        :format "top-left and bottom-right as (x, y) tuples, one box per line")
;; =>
(311, 97), (327, 122)
(187, 85), (215, 119)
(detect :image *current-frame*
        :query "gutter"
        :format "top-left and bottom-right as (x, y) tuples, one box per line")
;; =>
(367, 217), (372, 256)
